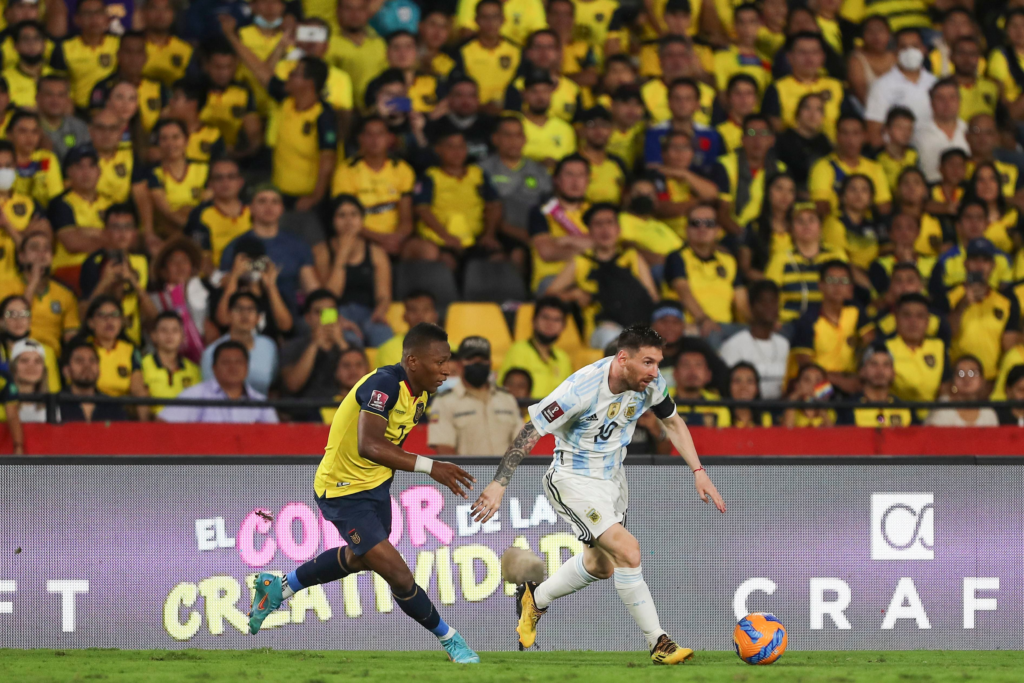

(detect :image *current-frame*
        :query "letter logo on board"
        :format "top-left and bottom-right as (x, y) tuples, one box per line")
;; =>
(871, 493), (934, 560)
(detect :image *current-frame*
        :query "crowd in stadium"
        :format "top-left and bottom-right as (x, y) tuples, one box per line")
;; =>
(0, 0), (1022, 450)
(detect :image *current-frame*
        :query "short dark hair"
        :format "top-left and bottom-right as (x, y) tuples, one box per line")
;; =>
(386, 29), (416, 46)
(891, 262), (922, 279)
(332, 193), (365, 217)
(171, 78), (209, 111)
(885, 106), (915, 125)
(957, 198), (987, 220)
(667, 76), (700, 98)
(896, 292), (930, 310)
(894, 27), (922, 43)
(7, 109), (39, 131)
(525, 29), (560, 49)
(105, 202), (137, 227)
(85, 295), (122, 322)
(298, 56), (329, 92)
(1005, 364), (1024, 392)
(203, 36), (237, 59)
(837, 112), (866, 129)
(301, 289), (338, 316)
(726, 73), (759, 95)
(533, 296), (566, 320)
(153, 118), (188, 139)
(475, 0), (502, 15)
(930, 76), (958, 98)
(553, 153), (589, 178)
(356, 114), (389, 137)
(940, 147), (967, 165)
(616, 325), (665, 354)
(11, 20), (44, 43)
(748, 279), (779, 304)
(154, 310), (183, 327)
(503, 367), (533, 393)
(742, 113), (771, 130)
(403, 322), (448, 354)
(403, 289), (436, 305)
(583, 202), (618, 227)
(228, 291), (259, 310)
(214, 339), (249, 365)
(820, 259), (853, 281)
(61, 338), (98, 369)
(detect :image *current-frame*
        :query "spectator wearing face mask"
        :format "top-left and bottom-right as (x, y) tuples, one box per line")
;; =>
(428, 336), (522, 456)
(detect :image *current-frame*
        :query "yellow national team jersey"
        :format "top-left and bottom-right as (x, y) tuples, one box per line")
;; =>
(886, 336), (948, 403)
(671, 389), (731, 428)
(663, 246), (740, 323)
(713, 47), (772, 96)
(1, 36), (55, 77)
(497, 339), (573, 399)
(528, 199), (589, 291)
(840, 0), (930, 32)
(618, 212), (683, 257)
(641, 78), (715, 125)
(987, 47), (1024, 103)
(326, 31), (388, 107)
(958, 78), (1000, 122)
(458, 38), (520, 106)
(877, 148), (919, 192)
(148, 162), (210, 213)
(142, 37), (193, 86)
(90, 76), (166, 132)
(332, 157), (415, 234)
(572, 0), (619, 53)
(845, 396), (914, 427)
(268, 88), (338, 198)
(509, 75), (581, 122)
(3, 65), (57, 108)
(966, 160), (1019, 200)
(0, 276), (79, 352)
(808, 154), (892, 216)
(185, 125), (224, 163)
(95, 339), (141, 398)
(0, 193), (39, 278)
(717, 155), (786, 227)
(991, 344), (1024, 400)
(15, 150), (63, 208)
(186, 202), (253, 267)
(822, 214), (882, 270)
(948, 287), (1020, 380)
(584, 155), (626, 205)
(717, 119), (743, 153)
(456, 0), (547, 46)
(521, 115), (577, 164)
(791, 305), (872, 374)
(48, 190), (112, 269)
(97, 149), (142, 204)
(765, 246), (849, 322)
(201, 83), (256, 147)
(763, 75), (845, 141)
(141, 353), (202, 413)
(653, 174), (693, 237)
(315, 363), (427, 498)
(236, 25), (283, 115)
(414, 165), (497, 247)
(756, 27), (786, 62)
(640, 0), (701, 41)
(274, 59), (353, 113)
(639, 40), (714, 80)
(607, 124), (643, 170)
(57, 34), (120, 109)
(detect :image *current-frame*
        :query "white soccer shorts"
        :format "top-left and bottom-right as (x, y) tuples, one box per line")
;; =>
(542, 466), (628, 545)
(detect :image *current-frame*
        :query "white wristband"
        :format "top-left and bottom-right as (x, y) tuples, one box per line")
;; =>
(414, 455), (434, 474)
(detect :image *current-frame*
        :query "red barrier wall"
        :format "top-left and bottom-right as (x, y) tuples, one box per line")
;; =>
(2, 423), (1022, 456)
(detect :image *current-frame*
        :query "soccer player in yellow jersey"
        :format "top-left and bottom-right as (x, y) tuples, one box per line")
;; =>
(52, 0), (119, 110)
(246, 322), (481, 664)
(456, 0), (521, 111)
(140, 0), (193, 87)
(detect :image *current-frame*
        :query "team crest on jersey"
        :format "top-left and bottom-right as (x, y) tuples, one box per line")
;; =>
(847, 336), (856, 347)
(191, 187), (201, 199)
(891, 415), (902, 426)
(995, 308), (1005, 320)
(625, 402), (638, 419)
(231, 105), (246, 118)
(201, 141), (212, 154)
(302, 121), (313, 135)
(349, 529), (361, 545)
(595, 13), (605, 21)
(368, 390), (389, 411)
(115, 163), (127, 177)
(541, 401), (563, 421)
(585, 508), (601, 524)
(11, 203), (25, 217)
(117, 366), (129, 378)
(171, 55), (183, 67)
(500, 56), (512, 69)
(924, 354), (935, 367)
(182, 377), (193, 387)
(607, 403), (620, 419)
(99, 54), (111, 68)
(414, 402), (425, 423)
(50, 301), (61, 314)
(716, 265), (726, 278)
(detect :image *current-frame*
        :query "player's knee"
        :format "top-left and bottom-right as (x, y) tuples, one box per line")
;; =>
(616, 543), (642, 569)
(382, 566), (416, 592)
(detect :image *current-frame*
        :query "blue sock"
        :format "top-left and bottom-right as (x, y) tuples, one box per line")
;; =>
(392, 584), (452, 638)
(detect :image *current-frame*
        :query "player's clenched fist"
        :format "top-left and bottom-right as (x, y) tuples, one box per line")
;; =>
(470, 481), (505, 523)
(430, 462), (476, 498)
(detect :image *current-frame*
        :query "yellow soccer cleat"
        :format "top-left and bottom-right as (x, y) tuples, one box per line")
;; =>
(515, 581), (546, 648)
(650, 634), (694, 665)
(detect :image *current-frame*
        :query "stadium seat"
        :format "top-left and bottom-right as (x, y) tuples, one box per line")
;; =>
(571, 347), (604, 370)
(386, 303), (408, 334)
(462, 259), (528, 302)
(446, 302), (513, 367)
(513, 304), (584, 352)
(394, 260), (460, 314)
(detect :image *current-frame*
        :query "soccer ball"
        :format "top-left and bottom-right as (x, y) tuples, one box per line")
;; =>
(733, 613), (788, 665)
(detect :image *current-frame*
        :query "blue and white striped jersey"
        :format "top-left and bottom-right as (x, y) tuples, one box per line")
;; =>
(527, 357), (669, 480)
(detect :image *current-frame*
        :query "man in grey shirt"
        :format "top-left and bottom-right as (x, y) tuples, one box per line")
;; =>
(479, 116), (552, 252)
(37, 75), (90, 164)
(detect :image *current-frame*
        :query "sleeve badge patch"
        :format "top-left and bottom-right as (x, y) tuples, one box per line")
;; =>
(541, 401), (563, 421)
(368, 390), (389, 411)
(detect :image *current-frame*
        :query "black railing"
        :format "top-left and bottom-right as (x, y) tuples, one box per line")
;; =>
(15, 392), (1024, 425)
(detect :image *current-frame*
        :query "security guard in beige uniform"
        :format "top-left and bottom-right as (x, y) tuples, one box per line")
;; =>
(428, 336), (523, 456)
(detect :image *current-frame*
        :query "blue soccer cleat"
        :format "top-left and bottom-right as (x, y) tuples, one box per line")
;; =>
(248, 572), (284, 634)
(441, 632), (480, 664)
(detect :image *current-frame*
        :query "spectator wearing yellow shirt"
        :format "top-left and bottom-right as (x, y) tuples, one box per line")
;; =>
(948, 238), (1021, 381)
(641, 37), (715, 126)
(51, 0), (119, 110)
(140, 0), (193, 87)
(929, 201), (1014, 309)
(320, 347), (371, 423)
(952, 36), (999, 123)
(0, 2), (56, 70)
(3, 21), (56, 109)
(0, 299), (60, 395)
(607, 84), (645, 170)
(649, 130), (720, 238)
(48, 146), (111, 285)
(8, 110), (63, 209)
(327, 0), (389, 107)
(885, 292), (951, 405)
(577, 106), (626, 205)
(146, 119), (211, 236)
(965, 114), (1020, 200)
(273, 18), (353, 132)
(57, 339), (129, 424)
(199, 38), (263, 157)
(809, 114), (892, 219)
(893, 166), (945, 257)
(80, 295), (148, 419)
(618, 177), (683, 274)
(963, 162), (1019, 255)
(0, 140), (45, 280)
(821, 173), (885, 273)
(672, 349), (731, 427)
(739, 172), (796, 282)
(185, 158), (252, 274)
(164, 81), (226, 164)
(762, 32), (845, 141)
(518, 70), (577, 170)
(713, 4), (772, 96)
(782, 362), (835, 427)
(88, 31), (168, 139)
(712, 114), (785, 235)
(455, 0), (547, 47)
(0, 231), (79, 353)
(717, 74), (760, 154)
(527, 154), (592, 293)
(372, 289), (438, 368)
(332, 116), (415, 257)
(411, 126), (502, 267)
(228, 0), (286, 117)
(418, 10), (456, 81)
(876, 107), (918, 195)
(365, 30), (439, 115)
(504, 30), (584, 124)
(986, 9), (1024, 115)
(141, 310), (202, 414)
(546, 0), (598, 89)
(836, 347), (914, 427)
(498, 295), (573, 399)
(455, 0), (522, 111)
(88, 109), (150, 228)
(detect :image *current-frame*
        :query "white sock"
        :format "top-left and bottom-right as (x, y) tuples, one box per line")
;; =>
(613, 566), (665, 649)
(533, 553), (600, 610)
(280, 584), (295, 600)
(438, 625), (455, 641)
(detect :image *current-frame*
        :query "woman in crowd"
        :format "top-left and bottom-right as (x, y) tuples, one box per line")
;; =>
(321, 347), (371, 423)
(82, 295), (149, 420)
(740, 173), (796, 281)
(926, 355), (999, 427)
(774, 94), (832, 191)
(10, 338), (51, 423)
(105, 81), (150, 160)
(149, 237), (210, 360)
(783, 363), (836, 427)
(148, 119), (210, 236)
(0, 295), (60, 391)
(892, 167), (946, 256)
(728, 362), (773, 427)
(323, 195), (394, 348)
(846, 16), (896, 109)
(822, 174), (881, 292)
(963, 162), (1020, 254)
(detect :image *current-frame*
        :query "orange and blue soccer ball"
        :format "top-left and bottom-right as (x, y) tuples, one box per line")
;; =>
(733, 613), (788, 665)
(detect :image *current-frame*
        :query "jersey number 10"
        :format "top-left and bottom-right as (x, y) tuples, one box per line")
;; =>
(594, 423), (617, 443)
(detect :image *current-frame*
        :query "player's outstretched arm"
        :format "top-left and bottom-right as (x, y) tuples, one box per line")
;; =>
(660, 412), (727, 513)
(357, 412), (476, 498)
(470, 422), (541, 522)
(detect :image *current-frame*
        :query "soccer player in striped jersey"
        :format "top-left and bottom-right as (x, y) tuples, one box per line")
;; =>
(471, 325), (726, 665)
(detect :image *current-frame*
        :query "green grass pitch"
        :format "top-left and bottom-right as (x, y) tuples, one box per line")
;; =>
(2, 650), (1023, 682)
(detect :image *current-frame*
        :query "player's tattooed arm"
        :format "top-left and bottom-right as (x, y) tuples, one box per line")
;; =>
(493, 422), (541, 486)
